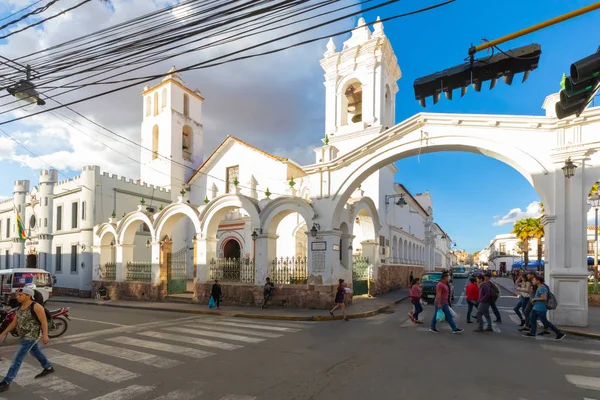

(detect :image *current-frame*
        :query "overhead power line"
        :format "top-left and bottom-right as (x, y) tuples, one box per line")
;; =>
(0, 0), (47, 23)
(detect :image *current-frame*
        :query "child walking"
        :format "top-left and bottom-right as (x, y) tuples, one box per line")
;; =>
(409, 278), (423, 324)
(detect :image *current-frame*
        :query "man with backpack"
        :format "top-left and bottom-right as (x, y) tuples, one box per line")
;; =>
(522, 275), (565, 341)
(474, 274), (494, 332)
(488, 276), (502, 323)
(0, 287), (54, 392)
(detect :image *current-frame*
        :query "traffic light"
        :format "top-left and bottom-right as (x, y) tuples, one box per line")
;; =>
(414, 44), (542, 107)
(556, 47), (600, 119)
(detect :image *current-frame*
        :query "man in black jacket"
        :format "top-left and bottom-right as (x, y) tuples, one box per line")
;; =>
(210, 280), (221, 309)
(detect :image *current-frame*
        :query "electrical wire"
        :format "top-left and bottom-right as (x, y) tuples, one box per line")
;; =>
(0, 0), (47, 23)
(0, 0), (60, 31)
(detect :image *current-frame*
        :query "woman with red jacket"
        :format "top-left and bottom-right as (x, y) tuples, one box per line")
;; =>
(408, 278), (423, 324)
(465, 277), (479, 323)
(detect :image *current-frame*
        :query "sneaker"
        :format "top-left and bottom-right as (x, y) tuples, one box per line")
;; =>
(518, 326), (530, 332)
(416, 320), (424, 324)
(485, 327), (494, 332)
(522, 333), (536, 338)
(556, 333), (566, 341)
(466, 320), (473, 324)
(0, 382), (8, 392)
(429, 328), (440, 333)
(493, 319), (502, 323)
(35, 367), (54, 379)
(452, 328), (464, 334)
(540, 331), (551, 335)
(519, 320), (525, 327)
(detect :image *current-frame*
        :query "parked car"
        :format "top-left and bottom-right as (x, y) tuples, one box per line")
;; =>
(420, 272), (454, 305)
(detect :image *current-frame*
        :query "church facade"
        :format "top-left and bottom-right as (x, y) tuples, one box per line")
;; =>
(90, 18), (453, 307)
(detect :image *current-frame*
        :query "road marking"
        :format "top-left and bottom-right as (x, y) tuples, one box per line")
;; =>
(456, 293), (465, 306)
(542, 345), (600, 357)
(218, 395), (257, 400)
(554, 358), (600, 368)
(203, 321), (300, 332)
(166, 327), (266, 343)
(153, 388), (204, 399)
(221, 318), (315, 327)
(509, 314), (522, 325)
(138, 331), (243, 350)
(71, 341), (181, 368)
(566, 375), (600, 391)
(90, 385), (155, 400)
(68, 317), (126, 326)
(183, 323), (283, 338)
(107, 336), (216, 359)
(0, 358), (85, 397)
(44, 348), (139, 382)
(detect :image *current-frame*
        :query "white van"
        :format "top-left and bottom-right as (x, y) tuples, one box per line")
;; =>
(0, 268), (53, 304)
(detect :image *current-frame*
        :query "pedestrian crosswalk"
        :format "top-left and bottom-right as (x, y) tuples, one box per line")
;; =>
(0, 316), (314, 400)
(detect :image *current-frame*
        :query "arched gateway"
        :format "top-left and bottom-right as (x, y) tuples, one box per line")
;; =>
(92, 17), (600, 327)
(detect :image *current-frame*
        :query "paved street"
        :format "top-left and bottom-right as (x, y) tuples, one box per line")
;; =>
(0, 287), (599, 399)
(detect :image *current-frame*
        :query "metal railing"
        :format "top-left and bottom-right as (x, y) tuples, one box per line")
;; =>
(126, 261), (152, 283)
(209, 258), (255, 283)
(103, 262), (116, 280)
(270, 256), (308, 285)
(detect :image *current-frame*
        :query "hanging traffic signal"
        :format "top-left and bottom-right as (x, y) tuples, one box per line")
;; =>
(556, 47), (600, 119)
(414, 44), (542, 107)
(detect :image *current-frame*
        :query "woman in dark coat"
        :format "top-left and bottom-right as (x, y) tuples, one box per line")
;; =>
(211, 280), (222, 309)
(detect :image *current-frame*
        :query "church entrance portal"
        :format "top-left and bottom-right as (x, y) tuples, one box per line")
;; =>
(26, 254), (37, 269)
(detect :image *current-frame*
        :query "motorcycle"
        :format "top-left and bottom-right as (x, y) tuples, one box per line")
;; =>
(0, 306), (70, 339)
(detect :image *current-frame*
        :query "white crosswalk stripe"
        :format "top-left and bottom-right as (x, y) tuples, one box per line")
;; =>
(554, 358), (600, 369)
(0, 358), (86, 397)
(44, 348), (140, 382)
(218, 395), (257, 400)
(166, 326), (266, 343)
(182, 322), (283, 338)
(106, 336), (216, 359)
(71, 341), (182, 368)
(152, 388), (204, 400)
(137, 331), (244, 350)
(566, 375), (600, 391)
(90, 385), (155, 400)
(201, 320), (300, 332)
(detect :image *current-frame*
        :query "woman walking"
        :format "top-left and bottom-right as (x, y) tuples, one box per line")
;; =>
(330, 279), (349, 321)
(408, 278), (423, 324)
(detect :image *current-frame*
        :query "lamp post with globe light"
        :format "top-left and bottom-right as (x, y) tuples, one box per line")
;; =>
(589, 193), (600, 294)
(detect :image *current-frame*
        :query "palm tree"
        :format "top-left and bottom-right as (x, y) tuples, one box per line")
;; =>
(539, 202), (545, 215)
(531, 217), (545, 271)
(590, 182), (599, 197)
(513, 219), (536, 271)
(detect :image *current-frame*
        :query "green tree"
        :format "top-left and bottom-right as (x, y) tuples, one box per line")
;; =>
(513, 218), (537, 270)
(531, 217), (545, 271)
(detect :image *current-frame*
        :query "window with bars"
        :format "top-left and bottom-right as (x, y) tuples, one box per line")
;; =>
(226, 166), (239, 193)
(71, 245), (77, 273)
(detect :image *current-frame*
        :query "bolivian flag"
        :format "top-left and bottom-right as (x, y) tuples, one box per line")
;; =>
(15, 206), (26, 240)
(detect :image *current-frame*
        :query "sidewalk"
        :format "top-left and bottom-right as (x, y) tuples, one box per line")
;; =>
(493, 277), (600, 339)
(48, 289), (410, 322)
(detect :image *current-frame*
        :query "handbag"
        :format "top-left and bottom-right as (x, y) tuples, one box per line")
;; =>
(208, 296), (216, 308)
(436, 309), (446, 322)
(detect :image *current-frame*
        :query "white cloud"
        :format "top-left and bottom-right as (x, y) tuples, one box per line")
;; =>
(0, 0), (360, 180)
(493, 201), (542, 227)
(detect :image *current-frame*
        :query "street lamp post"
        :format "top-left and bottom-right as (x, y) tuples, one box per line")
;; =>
(589, 193), (600, 293)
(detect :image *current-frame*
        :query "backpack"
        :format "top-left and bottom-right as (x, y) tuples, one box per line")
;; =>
(543, 284), (558, 310)
(29, 302), (53, 326)
(490, 282), (500, 301)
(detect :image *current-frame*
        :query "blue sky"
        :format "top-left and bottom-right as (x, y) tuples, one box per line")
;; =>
(361, 0), (600, 252)
(0, 0), (598, 253)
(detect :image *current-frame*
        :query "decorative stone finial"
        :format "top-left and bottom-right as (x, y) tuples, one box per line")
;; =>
(321, 134), (330, 146)
(373, 16), (384, 36)
(357, 17), (366, 27)
(560, 73), (567, 90)
(325, 38), (336, 55)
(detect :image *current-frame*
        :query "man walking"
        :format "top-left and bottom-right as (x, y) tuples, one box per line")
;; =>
(0, 287), (54, 392)
(522, 275), (565, 340)
(474, 274), (494, 332)
(514, 272), (531, 326)
(429, 272), (463, 334)
(211, 280), (222, 309)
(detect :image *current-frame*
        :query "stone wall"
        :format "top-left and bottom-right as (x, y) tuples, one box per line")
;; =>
(91, 281), (166, 301)
(53, 286), (92, 298)
(195, 282), (351, 310)
(374, 264), (425, 295)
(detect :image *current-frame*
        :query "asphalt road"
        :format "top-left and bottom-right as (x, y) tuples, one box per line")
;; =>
(0, 293), (598, 400)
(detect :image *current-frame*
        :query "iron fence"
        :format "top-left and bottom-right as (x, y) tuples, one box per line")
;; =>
(126, 261), (152, 283)
(270, 256), (308, 285)
(103, 262), (117, 280)
(209, 258), (255, 283)
(352, 256), (370, 281)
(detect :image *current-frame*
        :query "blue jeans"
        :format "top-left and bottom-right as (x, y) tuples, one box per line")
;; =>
(3, 339), (52, 384)
(514, 296), (528, 320)
(529, 309), (561, 336)
(411, 299), (423, 320)
(430, 302), (458, 331)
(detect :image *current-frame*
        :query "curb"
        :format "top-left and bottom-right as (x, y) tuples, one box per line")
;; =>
(560, 328), (600, 340)
(49, 295), (409, 322)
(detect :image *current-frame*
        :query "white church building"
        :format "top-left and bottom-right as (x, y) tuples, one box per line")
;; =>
(89, 18), (454, 307)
